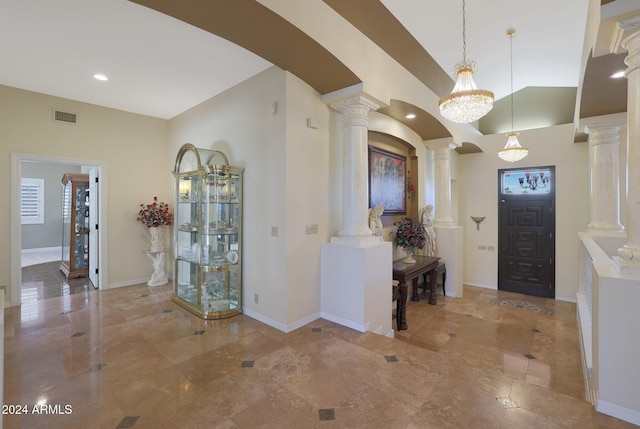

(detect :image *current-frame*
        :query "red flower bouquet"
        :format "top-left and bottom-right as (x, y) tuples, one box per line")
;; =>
(137, 197), (173, 227)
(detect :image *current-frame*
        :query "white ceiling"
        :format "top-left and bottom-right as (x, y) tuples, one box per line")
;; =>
(0, 0), (619, 120)
(382, 0), (590, 102)
(0, 0), (272, 119)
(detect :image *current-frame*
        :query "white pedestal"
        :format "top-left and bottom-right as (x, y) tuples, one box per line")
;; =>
(321, 242), (393, 337)
(320, 241), (393, 337)
(145, 250), (169, 287)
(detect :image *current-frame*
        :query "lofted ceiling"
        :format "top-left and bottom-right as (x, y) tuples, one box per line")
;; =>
(0, 0), (637, 149)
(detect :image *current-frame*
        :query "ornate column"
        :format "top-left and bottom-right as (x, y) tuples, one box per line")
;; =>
(430, 140), (456, 226)
(584, 122), (625, 232)
(320, 87), (392, 336)
(618, 23), (640, 272)
(329, 95), (381, 244)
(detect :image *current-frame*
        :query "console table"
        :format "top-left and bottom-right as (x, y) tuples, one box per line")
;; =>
(392, 255), (440, 330)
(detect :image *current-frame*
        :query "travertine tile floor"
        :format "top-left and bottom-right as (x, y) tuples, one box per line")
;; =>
(21, 261), (94, 301)
(4, 282), (638, 428)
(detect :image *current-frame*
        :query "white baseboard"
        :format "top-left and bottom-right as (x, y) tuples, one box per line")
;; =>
(286, 312), (322, 333)
(597, 400), (640, 426)
(21, 246), (62, 254)
(464, 282), (577, 302)
(464, 282), (497, 290)
(242, 308), (322, 333)
(555, 295), (577, 303)
(320, 312), (368, 333)
(107, 278), (149, 289)
(242, 307), (289, 333)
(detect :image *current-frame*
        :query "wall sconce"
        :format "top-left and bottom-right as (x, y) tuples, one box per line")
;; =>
(470, 216), (485, 230)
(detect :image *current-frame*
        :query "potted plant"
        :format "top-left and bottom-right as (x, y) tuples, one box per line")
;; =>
(394, 218), (426, 264)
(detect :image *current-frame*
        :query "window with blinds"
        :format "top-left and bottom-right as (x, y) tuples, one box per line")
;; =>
(21, 178), (45, 224)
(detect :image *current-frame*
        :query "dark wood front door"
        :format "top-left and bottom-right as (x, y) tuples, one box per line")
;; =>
(498, 167), (555, 298)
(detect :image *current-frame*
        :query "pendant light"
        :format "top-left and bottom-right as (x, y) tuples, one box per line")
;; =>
(498, 28), (528, 163)
(438, 0), (494, 123)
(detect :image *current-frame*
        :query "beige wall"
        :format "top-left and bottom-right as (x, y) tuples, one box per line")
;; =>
(459, 123), (589, 301)
(1, 85), (169, 304)
(169, 67), (293, 328)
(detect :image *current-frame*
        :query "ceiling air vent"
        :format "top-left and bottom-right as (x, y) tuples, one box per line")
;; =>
(53, 109), (77, 125)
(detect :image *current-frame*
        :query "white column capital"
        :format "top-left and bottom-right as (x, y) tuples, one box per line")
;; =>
(611, 14), (640, 54)
(329, 95), (381, 115)
(427, 139), (457, 152)
(584, 122), (625, 146)
(623, 30), (640, 76)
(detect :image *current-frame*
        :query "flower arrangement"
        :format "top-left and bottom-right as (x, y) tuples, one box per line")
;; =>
(137, 196), (173, 227)
(394, 218), (426, 253)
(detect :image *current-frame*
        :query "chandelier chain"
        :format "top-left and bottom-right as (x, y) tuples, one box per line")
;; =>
(509, 29), (514, 132)
(461, 0), (467, 64)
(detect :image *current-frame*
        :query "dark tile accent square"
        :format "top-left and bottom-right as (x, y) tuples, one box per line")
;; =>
(71, 332), (85, 337)
(140, 294), (148, 297)
(89, 363), (106, 372)
(319, 408), (335, 421)
(241, 360), (254, 368)
(384, 355), (398, 363)
(524, 354), (537, 360)
(162, 309), (172, 313)
(312, 327), (322, 332)
(116, 415), (140, 428)
(194, 330), (205, 336)
(466, 314), (473, 317)
(448, 333), (457, 337)
(531, 328), (541, 333)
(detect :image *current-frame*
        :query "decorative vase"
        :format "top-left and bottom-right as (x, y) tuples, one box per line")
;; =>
(402, 248), (416, 264)
(149, 226), (164, 252)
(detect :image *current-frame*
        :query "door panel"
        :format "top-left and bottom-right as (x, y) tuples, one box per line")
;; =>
(498, 168), (555, 298)
(89, 167), (99, 289)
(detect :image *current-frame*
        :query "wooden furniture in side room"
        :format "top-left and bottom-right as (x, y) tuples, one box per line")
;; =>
(60, 173), (90, 279)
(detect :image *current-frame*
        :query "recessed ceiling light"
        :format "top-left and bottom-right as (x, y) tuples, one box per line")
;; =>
(405, 113), (416, 119)
(610, 71), (625, 79)
(93, 74), (108, 81)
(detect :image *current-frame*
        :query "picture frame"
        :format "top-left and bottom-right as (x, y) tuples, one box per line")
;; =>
(368, 146), (406, 214)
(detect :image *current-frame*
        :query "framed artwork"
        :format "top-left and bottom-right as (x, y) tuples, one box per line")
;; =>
(368, 146), (406, 214)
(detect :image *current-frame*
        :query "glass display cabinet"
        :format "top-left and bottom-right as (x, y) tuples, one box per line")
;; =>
(172, 143), (244, 319)
(60, 173), (90, 279)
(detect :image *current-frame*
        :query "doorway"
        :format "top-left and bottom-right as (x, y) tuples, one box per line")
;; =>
(498, 166), (555, 298)
(10, 153), (107, 307)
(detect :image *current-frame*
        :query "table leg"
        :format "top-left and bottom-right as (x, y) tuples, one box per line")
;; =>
(410, 277), (420, 302)
(428, 268), (437, 305)
(399, 280), (408, 330)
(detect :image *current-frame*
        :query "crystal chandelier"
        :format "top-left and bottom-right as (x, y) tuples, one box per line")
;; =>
(438, 0), (494, 123)
(498, 28), (528, 163)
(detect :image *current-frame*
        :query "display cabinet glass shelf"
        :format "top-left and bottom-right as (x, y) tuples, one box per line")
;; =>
(60, 173), (90, 279)
(172, 143), (244, 319)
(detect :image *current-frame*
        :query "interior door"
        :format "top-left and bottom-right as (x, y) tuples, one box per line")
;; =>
(89, 167), (99, 289)
(498, 167), (555, 298)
